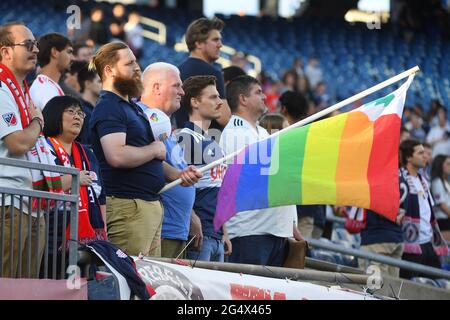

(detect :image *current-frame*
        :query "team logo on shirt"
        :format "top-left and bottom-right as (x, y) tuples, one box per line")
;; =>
(402, 222), (419, 243)
(115, 249), (128, 259)
(149, 113), (158, 122)
(2, 112), (17, 126)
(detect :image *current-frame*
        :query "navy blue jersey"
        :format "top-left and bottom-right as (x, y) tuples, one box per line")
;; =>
(173, 58), (225, 129)
(177, 121), (227, 239)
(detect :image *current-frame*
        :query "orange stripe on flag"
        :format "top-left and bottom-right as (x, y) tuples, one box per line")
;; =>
(336, 111), (373, 208)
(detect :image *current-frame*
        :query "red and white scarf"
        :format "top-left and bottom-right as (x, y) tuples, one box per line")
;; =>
(344, 207), (367, 234)
(0, 63), (62, 211)
(47, 137), (96, 243)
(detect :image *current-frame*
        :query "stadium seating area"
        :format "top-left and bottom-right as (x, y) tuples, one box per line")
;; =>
(1, 0), (449, 291)
(1, 0), (449, 113)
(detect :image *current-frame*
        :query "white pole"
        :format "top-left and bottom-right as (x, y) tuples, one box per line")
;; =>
(159, 65), (419, 194)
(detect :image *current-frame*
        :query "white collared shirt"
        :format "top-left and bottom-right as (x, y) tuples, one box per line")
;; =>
(219, 115), (295, 240)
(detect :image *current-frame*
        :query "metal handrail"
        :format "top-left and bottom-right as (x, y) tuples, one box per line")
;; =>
(0, 157), (79, 279)
(0, 187), (78, 202)
(327, 214), (450, 246)
(306, 237), (450, 280)
(0, 157), (79, 175)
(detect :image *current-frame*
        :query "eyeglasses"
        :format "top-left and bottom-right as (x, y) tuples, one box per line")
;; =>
(65, 108), (86, 119)
(9, 39), (39, 52)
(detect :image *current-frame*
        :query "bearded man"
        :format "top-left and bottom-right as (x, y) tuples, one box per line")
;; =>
(89, 42), (200, 257)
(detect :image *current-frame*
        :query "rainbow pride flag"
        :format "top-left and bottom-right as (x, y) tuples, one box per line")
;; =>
(214, 76), (414, 231)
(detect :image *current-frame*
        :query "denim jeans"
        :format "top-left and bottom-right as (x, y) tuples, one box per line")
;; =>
(187, 236), (224, 262)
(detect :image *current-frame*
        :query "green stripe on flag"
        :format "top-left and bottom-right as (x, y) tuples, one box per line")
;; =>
(268, 124), (311, 206)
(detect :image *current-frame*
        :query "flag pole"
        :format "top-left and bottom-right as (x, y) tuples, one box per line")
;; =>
(159, 65), (419, 194)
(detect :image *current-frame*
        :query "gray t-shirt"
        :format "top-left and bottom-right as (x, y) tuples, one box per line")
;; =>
(0, 80), (32, 213)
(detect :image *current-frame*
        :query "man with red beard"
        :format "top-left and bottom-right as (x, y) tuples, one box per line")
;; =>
(89, 42), (200, 257)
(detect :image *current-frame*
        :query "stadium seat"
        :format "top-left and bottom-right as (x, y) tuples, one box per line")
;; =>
(410, 277), (440, 288)
(434, 279), (450, 290)
(309, 250), (337, 264)
(0, 0), (447, 110)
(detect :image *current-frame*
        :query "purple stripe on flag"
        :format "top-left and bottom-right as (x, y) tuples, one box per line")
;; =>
(235, 137), (275, 212)
(214, 147), (247, 231)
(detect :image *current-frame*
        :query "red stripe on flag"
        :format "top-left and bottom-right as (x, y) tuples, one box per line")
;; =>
(367, 115), (401, 221)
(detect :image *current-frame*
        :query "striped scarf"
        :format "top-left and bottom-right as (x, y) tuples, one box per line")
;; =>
(400, 167), (449, 256)
(0, 63), (62, 211)
(47, 138), (96, 244)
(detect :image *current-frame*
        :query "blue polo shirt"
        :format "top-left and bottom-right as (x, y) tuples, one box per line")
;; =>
(136, 102), (195, 241)
(90, 90), (165, 201)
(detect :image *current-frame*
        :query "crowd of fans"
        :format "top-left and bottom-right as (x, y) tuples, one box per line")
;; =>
(0, 4), (449, 285)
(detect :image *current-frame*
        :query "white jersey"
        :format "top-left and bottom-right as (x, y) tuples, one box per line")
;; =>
(0, 79), (32, 213)
(29, 74), (64, 110)
(410, 176), (433, 244)
(431, 178), (450, 220)
(219, 115), (295, 240)
(139, 105), (172, 142)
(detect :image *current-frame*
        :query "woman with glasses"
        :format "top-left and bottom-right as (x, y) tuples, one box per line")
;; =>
(41, 95), (107, 277)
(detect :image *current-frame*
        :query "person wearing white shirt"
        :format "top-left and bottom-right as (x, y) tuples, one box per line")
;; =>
(426, 107), (450, 158)
(398, 139), (449, 279)
(304, 56), (323, 89)
(220, 75), (298, 267)
(430, 155), (450, 241)
(124, 12), (144, 60)
(0, 22), (45, 278)
(29, 33), (73, 110)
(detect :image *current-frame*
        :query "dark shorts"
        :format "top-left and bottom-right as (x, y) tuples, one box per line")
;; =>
(400, 242), (442, 279)
(228, 234), (288, 267)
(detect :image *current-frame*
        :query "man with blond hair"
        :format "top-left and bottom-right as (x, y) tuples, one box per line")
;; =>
(89, 43), (200, 257)
(174, 17), (229, 133)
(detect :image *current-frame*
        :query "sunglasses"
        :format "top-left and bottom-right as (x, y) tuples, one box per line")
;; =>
(9, 39), (39, 52)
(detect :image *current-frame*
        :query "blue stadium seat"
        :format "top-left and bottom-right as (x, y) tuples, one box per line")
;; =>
(0, 0), (447, 110)
(410, 277), (440, 288)
(434, 279), (450, 290)
(309, 250), (337, 264)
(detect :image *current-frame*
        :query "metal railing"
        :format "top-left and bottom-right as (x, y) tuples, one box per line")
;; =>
(0, 157), (79, 279)
(327, 214), (450, 247)
(174, 35), (263, 77)
(306, 234), (450, 281)
(138, 14), (264, 77)
(140, 16), (167, 46)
